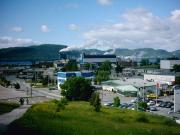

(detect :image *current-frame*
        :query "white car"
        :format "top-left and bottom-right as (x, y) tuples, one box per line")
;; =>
(147, 101), (155, 106)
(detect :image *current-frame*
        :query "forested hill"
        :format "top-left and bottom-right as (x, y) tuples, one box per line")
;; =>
(0, 44), (67, 61)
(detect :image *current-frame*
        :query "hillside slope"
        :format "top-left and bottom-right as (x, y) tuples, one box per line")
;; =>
(4, 101), (180, 135)
(0, 44), (66, 61)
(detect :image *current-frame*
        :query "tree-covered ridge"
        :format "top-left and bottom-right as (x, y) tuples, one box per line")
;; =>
(0, 44), (67, 61)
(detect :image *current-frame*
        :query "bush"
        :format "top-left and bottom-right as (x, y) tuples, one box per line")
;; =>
(113, 96), (120, 107)
(14, 83), (20, 89)
(0, 75), (10, 87)
(54, 97), (68, 112)
(138, 102), (147, 110)
(90, 92), (101, 112)
(136, 114), (149, 123)
(163, 118), (176, 126)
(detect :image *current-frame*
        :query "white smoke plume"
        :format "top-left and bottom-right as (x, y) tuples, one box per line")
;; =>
(59, 39), (98, 52)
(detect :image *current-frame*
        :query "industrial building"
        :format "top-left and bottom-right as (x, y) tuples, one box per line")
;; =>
(101, 78), (160, 97)
(144, 73), (180, 85)
(57, 71), (94, 90)
(173, 85), (180, 112)
(80, 53), (117, 64)
(160, 60), (180, 70)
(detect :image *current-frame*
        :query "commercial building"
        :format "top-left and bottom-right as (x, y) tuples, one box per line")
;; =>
(80, 53), (117, 64)
(160, 60), (180, 70)
(101, 78), (159, 97)
(57, 71), (94, 90)
(173, 85), (180, 112)
(144, 73), (180, 85)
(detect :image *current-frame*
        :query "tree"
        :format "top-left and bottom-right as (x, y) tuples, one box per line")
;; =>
(42, 76), (48, 86)
(96, 70), (110, 84)
(99, 61), (112, 72)
(62, 60), (78, 71)
(175, 76), (180, 84)
(60, 77), (93, 101)
(113, 96), (120, 107)
(140, 59), (149, 66)
(0, 75), (10, 87)
(90, 92), (101, 112)
(138, 102), (147, 110)
(84, 63), (91, 70)
(14, 83), (20, 89)
(173, 64), (180, 72)
(115, 64), (123, 73)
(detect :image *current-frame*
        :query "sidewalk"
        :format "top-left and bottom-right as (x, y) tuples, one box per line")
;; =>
(0, 105), (31, 126)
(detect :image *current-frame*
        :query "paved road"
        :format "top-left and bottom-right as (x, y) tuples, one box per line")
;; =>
(0, 105), (31, 126)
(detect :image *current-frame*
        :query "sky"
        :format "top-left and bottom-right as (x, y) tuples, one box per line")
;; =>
(0, 0), (180, 51)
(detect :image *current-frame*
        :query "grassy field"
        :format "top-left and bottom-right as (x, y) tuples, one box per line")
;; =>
(0, 102), (20, 115)
(4, 101), (180, 135)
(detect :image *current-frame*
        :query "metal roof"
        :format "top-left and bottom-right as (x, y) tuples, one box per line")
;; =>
(83, 54), (116, 58)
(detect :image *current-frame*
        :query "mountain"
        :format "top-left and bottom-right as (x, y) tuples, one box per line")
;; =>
(115, 48), (174, 58)
(0, 44), (179, 61)
(0, 44), (67, 61)
(172, 50), (180, 58)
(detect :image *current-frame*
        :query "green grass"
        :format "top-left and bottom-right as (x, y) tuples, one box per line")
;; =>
(4, 101), (180, 135)
(0, 102), (20, 115)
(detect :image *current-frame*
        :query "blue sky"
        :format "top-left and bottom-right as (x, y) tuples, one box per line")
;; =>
(0, 0), (180, 51)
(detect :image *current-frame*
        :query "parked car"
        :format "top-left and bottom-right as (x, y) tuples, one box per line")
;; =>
(168, 110), (174, 115)
(147, 100), (155, 106)
(131, 98), (138, 103)
(159, 101), (167, 108)
(104, 102), (113, 106)
(120, 103), (128, 109)
(149, 106), (158, 111)
(147, 93), (158, 99)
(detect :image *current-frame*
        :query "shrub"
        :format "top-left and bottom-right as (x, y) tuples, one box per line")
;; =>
(55, 97), (68, 112)
(163, 118), (176, 126)
(113, 96), (120, 107)
(14, 83), (20, 89)
(136, 114), (149, 123)
(138, 102), (147, 110)
(90, 92), (101, 112)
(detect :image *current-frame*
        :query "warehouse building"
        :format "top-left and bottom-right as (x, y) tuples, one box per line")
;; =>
(80, 53), (117, 64)
(144, 73), (180, 85)
(173, 85), (180, 112)
(101, 78), (159, 97)
(57, 71), (94, 90)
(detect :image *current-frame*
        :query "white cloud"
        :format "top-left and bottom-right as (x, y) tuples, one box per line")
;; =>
(41, 25), (51, 32)
(0, 36), (42, 48)
(11, 26), (23, 32)
(68, 24), (79, 30)
(170, 9), (180, 24)
(83, 8), (180, 51)
(97, 0), (112, 6)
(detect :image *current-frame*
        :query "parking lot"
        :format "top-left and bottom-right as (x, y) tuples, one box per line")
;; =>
(99, 90), (180, 119)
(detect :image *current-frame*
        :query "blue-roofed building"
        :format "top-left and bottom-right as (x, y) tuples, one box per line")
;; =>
(57, 71), (94, 90)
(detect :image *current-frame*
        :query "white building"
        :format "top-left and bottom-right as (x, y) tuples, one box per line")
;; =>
(80, 53), (117, 64)
(144, 74), (176, 85)
(160, 60), (180, 70)
(173, 85), (180, 112)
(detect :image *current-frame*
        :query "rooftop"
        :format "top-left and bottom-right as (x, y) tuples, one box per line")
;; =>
(102, 78), (156, 88)
(83, 54), (116, 58)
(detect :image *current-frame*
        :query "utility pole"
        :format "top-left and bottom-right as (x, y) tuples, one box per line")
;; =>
(143, 82), (146, 102)
(156, 83), (159, 106)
